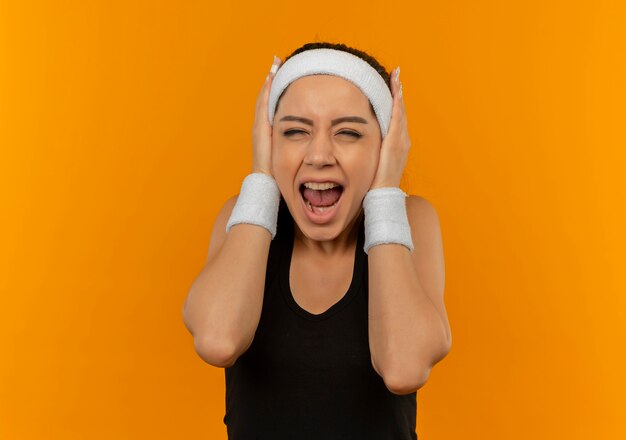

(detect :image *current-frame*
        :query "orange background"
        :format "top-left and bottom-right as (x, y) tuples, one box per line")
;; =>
(1, 0), (625, 438)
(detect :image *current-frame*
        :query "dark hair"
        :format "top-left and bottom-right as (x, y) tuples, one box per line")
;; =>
(274, 41), (392, 119)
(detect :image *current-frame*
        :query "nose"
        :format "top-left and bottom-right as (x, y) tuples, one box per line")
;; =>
(303, 133), (336, 168)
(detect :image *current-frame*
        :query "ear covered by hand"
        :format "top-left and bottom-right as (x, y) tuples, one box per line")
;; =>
(369, 66), (411, 190)
(252, 55), (283, 177)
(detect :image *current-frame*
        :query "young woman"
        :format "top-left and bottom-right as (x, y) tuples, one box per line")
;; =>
(183, 42), (451, 439)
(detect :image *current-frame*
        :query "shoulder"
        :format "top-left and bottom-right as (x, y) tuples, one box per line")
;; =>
(404, 193), (445, 290)
(405, 194), (441, 229)
(214, 194), (240, 230)
(204, 194), (240, 265)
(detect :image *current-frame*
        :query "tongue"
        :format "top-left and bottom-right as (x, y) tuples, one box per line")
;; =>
(303, 187), (342, 206)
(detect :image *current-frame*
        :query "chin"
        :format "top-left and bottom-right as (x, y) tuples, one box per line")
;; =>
(294, 221), (342, 242)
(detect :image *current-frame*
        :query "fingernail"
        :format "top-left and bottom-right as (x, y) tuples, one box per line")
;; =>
(399, 82), (403, 98)
(270, 55), (280, 75)
(395, 66), (401, 83)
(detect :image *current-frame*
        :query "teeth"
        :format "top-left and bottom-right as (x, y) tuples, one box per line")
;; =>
(303, 182), (340, 190)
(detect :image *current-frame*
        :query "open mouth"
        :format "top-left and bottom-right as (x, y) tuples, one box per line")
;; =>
(299, 183), (344, 217)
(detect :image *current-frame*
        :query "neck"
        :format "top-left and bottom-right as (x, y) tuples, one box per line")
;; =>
(292, 208), (363, 258)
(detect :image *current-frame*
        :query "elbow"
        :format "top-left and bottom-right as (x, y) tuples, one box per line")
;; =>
(383, 368), (430, 395)
(383, 342), (452, 395)
(182, 299), (241, 368)
(193, 336), (239, 368)
(379, 335), (452, 396)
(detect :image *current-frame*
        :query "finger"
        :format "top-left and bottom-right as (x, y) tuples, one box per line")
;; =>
(265, 56), (282, 95)
(256, 56), (283, 123)
(392, 68), (410, 145)
(387, 67), (404, 131)
(261, 55), (281, 81)
(257, 56), (281, 111)
(263, 56), (283, 116)
(392, 67), (405, 115)
(264, 55), (282, 88)
(270, 55), (282, 77)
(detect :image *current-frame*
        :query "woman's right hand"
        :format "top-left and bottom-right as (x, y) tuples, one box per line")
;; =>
(252, 55), (282, 176)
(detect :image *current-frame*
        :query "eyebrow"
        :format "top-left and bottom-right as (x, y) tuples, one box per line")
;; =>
(278, 115), (369, 126)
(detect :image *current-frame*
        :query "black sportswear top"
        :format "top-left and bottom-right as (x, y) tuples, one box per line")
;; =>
(223, 198), (418, 439)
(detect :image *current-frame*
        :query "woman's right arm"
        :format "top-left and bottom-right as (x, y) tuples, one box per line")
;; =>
(182, 55), (283, 368)
(182, 195), (272, 368)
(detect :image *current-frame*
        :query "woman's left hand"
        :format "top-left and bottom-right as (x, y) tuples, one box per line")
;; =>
(369, 67), (411, 190)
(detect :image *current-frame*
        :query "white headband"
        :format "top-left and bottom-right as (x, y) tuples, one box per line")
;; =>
(268, 48), (393, 138)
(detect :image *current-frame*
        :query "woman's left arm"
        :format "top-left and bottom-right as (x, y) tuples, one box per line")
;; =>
(368, 196), (451, 395)
(367, 67), (452, 395)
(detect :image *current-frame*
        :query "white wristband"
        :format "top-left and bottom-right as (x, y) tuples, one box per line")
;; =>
(225, 173), (281, 239)
(363, 187), (414, 254)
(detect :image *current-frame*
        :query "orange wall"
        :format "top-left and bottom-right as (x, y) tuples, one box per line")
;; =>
(1, 0), (625, 438)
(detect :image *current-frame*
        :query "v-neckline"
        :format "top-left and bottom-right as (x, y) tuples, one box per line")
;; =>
(279, 216), (365, 322)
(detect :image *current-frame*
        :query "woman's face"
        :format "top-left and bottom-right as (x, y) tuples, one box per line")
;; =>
(271, 74), (382, 242)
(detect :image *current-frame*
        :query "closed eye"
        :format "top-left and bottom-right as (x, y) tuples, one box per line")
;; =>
(283, 129), (362, 138)
(283, 129), (307, 137)
(339, 130), (362, 138)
